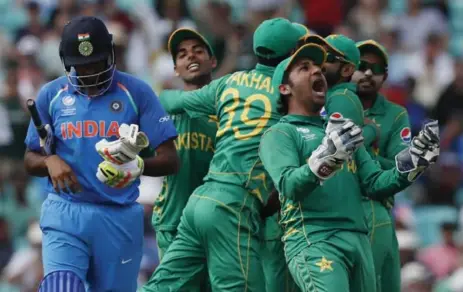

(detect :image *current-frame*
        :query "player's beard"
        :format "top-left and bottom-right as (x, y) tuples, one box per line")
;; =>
(324, 67), (342, 88)
(357, 79), (378, 100)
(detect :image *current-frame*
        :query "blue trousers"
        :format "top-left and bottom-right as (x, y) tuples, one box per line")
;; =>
(40, 194), (144, 292)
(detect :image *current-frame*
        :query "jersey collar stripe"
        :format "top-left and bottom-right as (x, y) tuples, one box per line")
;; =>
(117, 83), (138, 115)
(48, 85), (69, 116)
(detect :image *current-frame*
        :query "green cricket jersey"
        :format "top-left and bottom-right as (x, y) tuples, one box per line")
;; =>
(364, 93), (411, 169)
(159, 64), (281, 205)
(324, 82), (377, 145)
(152, 96), (217, 230)
(362, 93), (411, 210)
(259, 114), (411, 260)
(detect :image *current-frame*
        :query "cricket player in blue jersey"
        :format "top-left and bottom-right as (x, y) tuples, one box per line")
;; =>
(23, 16), (179, 292)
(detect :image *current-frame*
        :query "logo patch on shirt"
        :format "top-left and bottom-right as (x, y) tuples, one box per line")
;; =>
(319, 107), (327, 119)
(110, 101), (122, 112)
(61, 95), (76, 116)
(296, 127), (316, 141)
(400, 127), (411, 143)
(330, 112), (343, 119)
(62, 95), (75, 106)
(159, 115), (170, 123)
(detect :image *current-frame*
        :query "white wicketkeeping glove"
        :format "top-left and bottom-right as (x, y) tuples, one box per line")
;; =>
(96, 155), (144, 188)
(324, 114), (346, 134)
(95, 123), (149, 165)
(395, 120), (440, 182)
(40, 124), (54, 155)
(308, 118), (364, 180)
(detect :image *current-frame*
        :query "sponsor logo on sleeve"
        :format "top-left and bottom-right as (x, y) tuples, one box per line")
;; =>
(159, 115), (170, 123)
(400, 127), (411, 143)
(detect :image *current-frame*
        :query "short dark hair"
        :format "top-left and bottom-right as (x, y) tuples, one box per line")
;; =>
(172, 37), (212, 65)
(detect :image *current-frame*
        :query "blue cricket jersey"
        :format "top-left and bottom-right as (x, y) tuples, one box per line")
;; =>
(24, 70), (178, 205)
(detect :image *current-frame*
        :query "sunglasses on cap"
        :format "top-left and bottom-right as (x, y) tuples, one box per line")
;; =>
(358, 60), (386, 75)
(326, 52), (349, 64)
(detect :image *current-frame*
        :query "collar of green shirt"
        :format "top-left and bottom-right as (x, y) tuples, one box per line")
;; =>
(327, 82), (357, 96)
(255, 63), (276, 75)
(280, 114), (325, 127)
(364, 93), (386, 115)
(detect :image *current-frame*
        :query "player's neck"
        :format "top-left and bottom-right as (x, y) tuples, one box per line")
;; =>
(360, 93), (377, 110)
(183, 75), (212, 91)
(288, 106), (318, 117)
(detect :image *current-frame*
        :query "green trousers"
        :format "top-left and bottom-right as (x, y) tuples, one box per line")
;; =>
(144, 182), (265, 292)
(363, 199), (401, 292)
(155, 230), (210, 292)
(261, 215), (299, 292)
(288, 231), (376, 292)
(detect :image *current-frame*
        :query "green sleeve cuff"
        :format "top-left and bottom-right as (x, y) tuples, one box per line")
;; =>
(281, 164), (320, 201)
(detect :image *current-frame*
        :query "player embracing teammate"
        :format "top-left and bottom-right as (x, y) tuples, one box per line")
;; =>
(25, 15), (441, 292)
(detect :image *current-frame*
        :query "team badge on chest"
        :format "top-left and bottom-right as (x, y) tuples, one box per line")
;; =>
(110, 100), (123, 112)
(62, 95), (75, 106)
(61, 95), (76, 116)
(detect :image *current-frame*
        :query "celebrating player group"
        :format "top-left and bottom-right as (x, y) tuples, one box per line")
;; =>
(24, 14), (440, 292)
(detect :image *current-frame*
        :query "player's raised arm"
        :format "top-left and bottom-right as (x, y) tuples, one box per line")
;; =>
(159, 76), (227, 117)
(139, 87), (180, 176)
(259, 127), (320, 201)
(356, 120), (439, 199)
(354, 145), (410, 199)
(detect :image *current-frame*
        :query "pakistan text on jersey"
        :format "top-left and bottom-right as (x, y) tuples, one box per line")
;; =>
(174, 132), (215, 153)
(225, 71), (275, 94)
(60, 120), (121, 139)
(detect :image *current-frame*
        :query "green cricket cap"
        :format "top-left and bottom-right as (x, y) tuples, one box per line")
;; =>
(168, 28), (214, 60)
(356, 39), (389, 67)
(325, 34), (360, 68)
(253, 18), (307, 59)
(293, 23), (310, 38)
(272, 43), (327, 89)
(302, 34), (342, 55)
(304, 34), (360, 68)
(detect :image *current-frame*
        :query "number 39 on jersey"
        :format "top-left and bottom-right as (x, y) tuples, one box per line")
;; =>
(216, 71), (277, 141)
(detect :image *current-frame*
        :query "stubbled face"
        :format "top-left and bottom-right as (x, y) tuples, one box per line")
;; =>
(281, 58), (327, 112)
(352, 52), (386, 98)
(174, 39), (216, 83)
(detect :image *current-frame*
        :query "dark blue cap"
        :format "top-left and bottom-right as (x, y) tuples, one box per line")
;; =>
(60, 16), (113, 67)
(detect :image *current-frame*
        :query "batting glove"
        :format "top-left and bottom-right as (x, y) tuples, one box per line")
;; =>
(96, 155), (144, 188)
(308, 118), (364, 180)
(95, 123), (149, 165)
(395, 120), (440, 182)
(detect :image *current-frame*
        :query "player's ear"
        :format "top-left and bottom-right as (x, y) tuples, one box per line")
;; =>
(174, 65), (180, 77)
(279, 84), (291, 95)
(383, 72), (388, 82)
(211, 56), (218, 69)
(341, 63), (355, 78)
